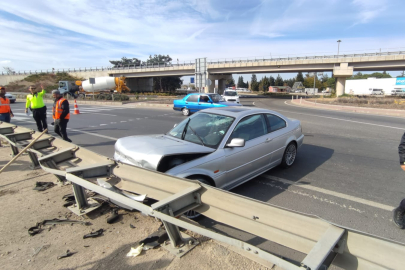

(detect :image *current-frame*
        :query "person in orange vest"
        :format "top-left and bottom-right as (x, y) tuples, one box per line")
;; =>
(0, 86), (14, 123)
(51, 90), (72, 142)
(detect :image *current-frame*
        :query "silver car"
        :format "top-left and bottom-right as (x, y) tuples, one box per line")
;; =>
(114, 107), (304, 191)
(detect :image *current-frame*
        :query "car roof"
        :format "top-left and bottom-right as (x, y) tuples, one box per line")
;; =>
(200, 107), (283, 118)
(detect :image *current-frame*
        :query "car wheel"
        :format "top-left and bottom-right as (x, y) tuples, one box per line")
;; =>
(281, 142), (297, 168)
(182, 107), (190, 116)
(184, 176), (211, 220)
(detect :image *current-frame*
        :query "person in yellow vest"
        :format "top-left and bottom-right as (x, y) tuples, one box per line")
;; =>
(0, 86), (14, 123)
(25, 85), (48, 132)
(51, 90), (72, 142)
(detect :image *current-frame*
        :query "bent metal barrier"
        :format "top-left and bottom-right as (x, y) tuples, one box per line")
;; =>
(1, 122), (404, 270)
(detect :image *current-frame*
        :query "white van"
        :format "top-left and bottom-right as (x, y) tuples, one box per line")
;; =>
(371, 89), (384, 95)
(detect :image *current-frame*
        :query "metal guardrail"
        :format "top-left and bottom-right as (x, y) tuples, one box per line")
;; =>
(1, 121), (405, 269)
(2, 51), (405, 76)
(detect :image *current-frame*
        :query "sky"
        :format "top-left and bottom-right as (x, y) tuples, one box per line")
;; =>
(1, 0), (405, 81)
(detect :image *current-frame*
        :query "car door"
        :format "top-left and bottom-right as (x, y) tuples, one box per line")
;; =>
(198, 95), (213, 111)
(222, 114), (271, 189)
(265, 113), (288, 165)
(185, 95), (199, 112)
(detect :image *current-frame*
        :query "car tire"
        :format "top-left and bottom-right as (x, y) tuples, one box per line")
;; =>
(184, 176), (212, 220)
(281, 142), (297, 168)
(182, 107), (190, 116)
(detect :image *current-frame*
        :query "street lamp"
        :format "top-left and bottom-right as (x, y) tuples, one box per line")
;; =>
(337, 40), (342, 55)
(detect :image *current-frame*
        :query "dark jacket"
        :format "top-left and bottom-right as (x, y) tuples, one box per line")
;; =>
(398, 132), (405, 164)
(53, 98), (70, 120)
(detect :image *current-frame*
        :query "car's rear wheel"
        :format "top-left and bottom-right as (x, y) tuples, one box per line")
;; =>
(184, 176), (211, 220)
(182, 107), (190, 116)
(281, 142), (297, 168)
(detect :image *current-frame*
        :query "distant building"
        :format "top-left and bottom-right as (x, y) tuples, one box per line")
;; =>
(346, 77), (405, 95)
(268, 86), (292, 92)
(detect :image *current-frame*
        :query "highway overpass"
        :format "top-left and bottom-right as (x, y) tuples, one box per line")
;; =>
(2, 51), (405, 95)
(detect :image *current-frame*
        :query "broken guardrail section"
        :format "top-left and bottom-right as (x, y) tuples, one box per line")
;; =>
(1, 121), (404, 270)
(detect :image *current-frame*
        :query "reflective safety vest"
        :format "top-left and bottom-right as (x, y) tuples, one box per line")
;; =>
(53, 98), (70, 120)
(26, 90), (46, 109)
(0, 97), (11, 114)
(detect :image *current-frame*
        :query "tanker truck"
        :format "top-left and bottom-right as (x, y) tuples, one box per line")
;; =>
(58, 76), (130, 98)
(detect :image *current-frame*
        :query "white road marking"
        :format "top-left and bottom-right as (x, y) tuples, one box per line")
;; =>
(136, 118), (141, 120)
(67, 128), (118, 140)
(120, 121), (127, 123)
(279, 102), (404, 130)
(12, 116), (29, 120)
(260, 175), (394, 211)
(283, 100), (405, 120)
(79, 112), (117, 116)
(100, 124), (107, 126)
(111, 122), (117, 124)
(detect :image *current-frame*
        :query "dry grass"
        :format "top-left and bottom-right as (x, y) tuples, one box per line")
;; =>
(315, 96), (405, 110)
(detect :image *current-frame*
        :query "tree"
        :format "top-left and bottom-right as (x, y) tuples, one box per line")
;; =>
(3, 66), (14, 75)
(109, 57), (141, 67)
(251, 74), (259, 91)
(285, 78), (296, 87)
(296, 72), (304, 83)
(237, 76), (245, 88)
(145, 54), (172, 65)
(347, 72), (391, 80)
(153, 76), (182, 92)
(226, 77), (235, 87)
(303, 76), (323, 89)
(275, 74), (284, 86)
(269, 76), (275, 86)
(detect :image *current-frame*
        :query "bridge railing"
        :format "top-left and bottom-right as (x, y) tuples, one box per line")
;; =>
(2, 50), (405, 76)
(206, 50), (405, 65)
(0, 61), (196, 76)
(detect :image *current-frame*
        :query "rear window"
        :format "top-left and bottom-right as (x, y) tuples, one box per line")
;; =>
(186, 95), (198, 102)
(266, 114), (286, 132)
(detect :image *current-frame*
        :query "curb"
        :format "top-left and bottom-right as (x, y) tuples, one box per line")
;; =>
(290, 99), (405, 118)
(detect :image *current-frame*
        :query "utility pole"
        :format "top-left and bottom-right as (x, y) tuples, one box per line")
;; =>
(337, 40), (342, 55)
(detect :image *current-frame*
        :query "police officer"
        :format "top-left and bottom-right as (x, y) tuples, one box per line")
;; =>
(52, 90), (72, 142)
(25, 85), (47, 132)
(0, 86), (14, 123)
(394, 132), (405, 229)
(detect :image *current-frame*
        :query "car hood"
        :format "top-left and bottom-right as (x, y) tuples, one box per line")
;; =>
(114, 134), (215, 170)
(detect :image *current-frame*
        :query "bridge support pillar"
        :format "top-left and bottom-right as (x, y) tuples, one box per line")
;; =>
(218, 79), (226, 95)
(207, 74), (233, 94)
(333, 63), (353, 97)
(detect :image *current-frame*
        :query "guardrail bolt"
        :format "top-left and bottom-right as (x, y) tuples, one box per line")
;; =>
(253, 216), (259, 220)
(246, 247), (251, 251)
(254, 251), (258, 254)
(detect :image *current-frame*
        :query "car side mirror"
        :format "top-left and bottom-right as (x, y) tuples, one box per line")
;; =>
(226, 138), (245, 148)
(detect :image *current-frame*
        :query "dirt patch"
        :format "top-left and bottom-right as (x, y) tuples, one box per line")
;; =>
(0, 148), (270, 270)
(314, 97), (405, 110)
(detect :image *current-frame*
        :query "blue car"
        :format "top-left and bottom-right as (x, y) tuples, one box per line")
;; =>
(173, 93), (243, 116)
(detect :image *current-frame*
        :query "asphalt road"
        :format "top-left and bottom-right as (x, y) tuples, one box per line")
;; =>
(7, 99), (405, 264)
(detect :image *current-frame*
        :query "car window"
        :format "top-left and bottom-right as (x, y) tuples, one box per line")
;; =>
(168, 113), (235, 149)
(186, 95), (198, 102)
(224, 91), (237, 96)
(208, 94), (223, 103)
(229, 114), (267, 142)
(199, 95), (210, 103)
(266, 114), (286, 132)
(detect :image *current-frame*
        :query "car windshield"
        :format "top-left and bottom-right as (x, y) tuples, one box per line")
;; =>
(168, 113), (235, 149)
(208, 94), (224, 103)
(224, 91), (237, 96)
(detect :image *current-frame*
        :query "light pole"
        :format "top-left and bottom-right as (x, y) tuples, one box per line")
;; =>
(337, 40), (342, 55)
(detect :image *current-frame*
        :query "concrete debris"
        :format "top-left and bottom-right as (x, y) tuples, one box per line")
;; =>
(83, 229), (104, 239)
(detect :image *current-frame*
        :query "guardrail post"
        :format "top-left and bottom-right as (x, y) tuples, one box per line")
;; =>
(27, 151), (40, 169)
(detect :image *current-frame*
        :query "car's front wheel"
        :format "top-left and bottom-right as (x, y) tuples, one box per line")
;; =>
(182, 107), (190, 116)
(281, 142), (297, 168)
